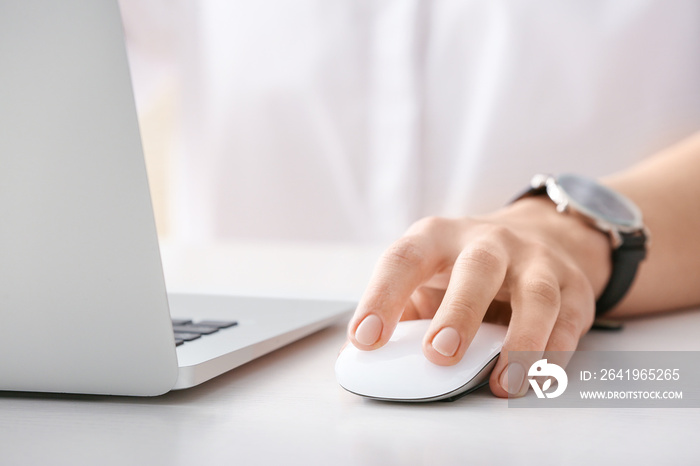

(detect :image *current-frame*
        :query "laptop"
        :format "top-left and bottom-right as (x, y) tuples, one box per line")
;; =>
(0, 0), (354, 396)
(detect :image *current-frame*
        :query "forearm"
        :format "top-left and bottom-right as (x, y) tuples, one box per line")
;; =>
(604, 131), (700, 315)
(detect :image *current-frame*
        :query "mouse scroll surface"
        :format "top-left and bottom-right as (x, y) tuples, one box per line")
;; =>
(335, 320), (507, 402)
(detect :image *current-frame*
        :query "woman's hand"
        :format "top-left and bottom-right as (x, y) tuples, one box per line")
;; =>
(346, 196), (613, 397)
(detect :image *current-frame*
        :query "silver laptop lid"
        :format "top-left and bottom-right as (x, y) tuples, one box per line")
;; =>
(0, 0), (178, 395)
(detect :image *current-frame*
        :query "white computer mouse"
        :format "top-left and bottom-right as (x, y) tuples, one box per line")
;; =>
(335, 319), (507, 402)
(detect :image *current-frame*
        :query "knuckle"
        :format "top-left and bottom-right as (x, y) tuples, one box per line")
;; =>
(381, 237), (426, 271)
(522, 278), (561, 309)
(547, 310), (590, 352)
(480, 223), (518, 244)
(443, 295), (482, 321)
(460, 245), (505, 274)
(552, 315), (581, 347)
(408, 215), (448, 235)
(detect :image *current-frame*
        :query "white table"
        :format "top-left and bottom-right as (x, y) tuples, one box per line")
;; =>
(2, 241), (698, 465)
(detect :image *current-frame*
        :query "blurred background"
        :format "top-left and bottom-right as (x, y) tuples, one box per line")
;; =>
(118, 0), (700, 247)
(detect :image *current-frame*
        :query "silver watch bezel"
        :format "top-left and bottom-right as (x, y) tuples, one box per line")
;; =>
(530, 173), (646, 249)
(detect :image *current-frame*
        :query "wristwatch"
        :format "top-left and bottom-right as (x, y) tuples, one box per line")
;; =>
(517, 173), (649, 316)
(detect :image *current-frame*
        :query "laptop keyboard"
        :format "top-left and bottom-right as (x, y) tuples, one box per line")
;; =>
(171, 319), (238, 346)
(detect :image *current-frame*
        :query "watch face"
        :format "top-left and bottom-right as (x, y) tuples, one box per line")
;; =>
(556, 174), (642, 228)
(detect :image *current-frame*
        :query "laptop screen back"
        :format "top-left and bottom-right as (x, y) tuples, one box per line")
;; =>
(0, 0), (178, 395)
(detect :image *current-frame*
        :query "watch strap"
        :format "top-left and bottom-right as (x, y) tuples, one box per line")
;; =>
(594, 231), (647, 315)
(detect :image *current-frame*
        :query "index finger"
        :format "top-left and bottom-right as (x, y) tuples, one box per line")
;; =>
(347, 218), (459, 350)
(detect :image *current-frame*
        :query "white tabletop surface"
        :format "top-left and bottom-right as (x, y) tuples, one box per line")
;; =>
(2, 241), (699, 466)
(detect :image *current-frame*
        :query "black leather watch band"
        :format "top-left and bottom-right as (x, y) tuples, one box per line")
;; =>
(594, 231), (647, 315)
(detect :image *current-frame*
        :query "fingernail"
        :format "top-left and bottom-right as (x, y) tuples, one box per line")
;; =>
(354, 314), (382, 346)
(431, 327), (461, 357)
(500, 362), (526, 396)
